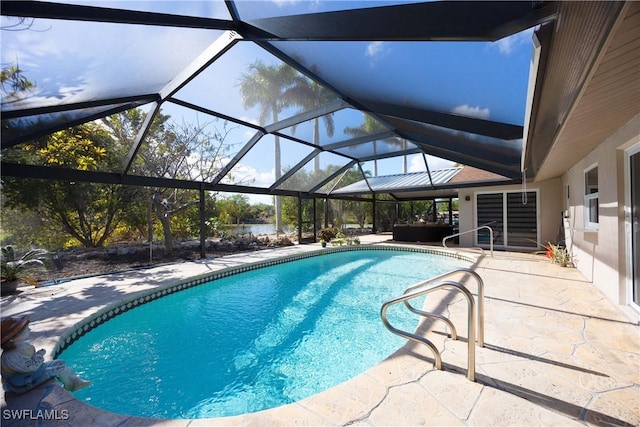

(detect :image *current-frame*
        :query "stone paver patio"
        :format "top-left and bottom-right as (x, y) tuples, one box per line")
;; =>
(1, 234), (639, 426)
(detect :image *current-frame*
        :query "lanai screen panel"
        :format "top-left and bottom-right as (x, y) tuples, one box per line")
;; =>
(1, 101), (150, 148)
(270, 38), (532, 126)
(378, 115), (522, 177)
(1, 0), (552, 196)
(233, 0), (425, 20)
(171, 41), (318, 129)
(277, 108), (380, 147)
(129, 103), (259, 180)
(332, 138), (414, 161)
(221, 134), (315, 188)
(1, 105), (160, 173)
(315, 164), (364, 196)
(54, 1), (233, 19)
(0, 16), (223, 112)
(276, 151), (352, 192)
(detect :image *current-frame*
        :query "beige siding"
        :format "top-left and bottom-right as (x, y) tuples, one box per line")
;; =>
(562, 114), (640, 305)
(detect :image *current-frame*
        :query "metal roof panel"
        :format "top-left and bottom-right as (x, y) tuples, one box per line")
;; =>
(332, 167), (462, 194)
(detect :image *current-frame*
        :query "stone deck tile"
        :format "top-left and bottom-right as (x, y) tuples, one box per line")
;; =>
(1, 238), (638, 426)
(365, 382), (464, 426)
(432, 251), (640, 426)
(583, 385), (640, 426)
(418, 370), (484, 419)
(467, 386), (584, 426)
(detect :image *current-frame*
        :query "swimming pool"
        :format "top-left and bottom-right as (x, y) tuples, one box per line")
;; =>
(60, 248), (467, 419)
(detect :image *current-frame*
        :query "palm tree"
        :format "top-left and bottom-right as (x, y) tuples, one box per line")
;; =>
(239, 61), (296, 233)
(1, 245), (50, 295)
(282, 74), (337, 172)
(344, 114), (402, 177)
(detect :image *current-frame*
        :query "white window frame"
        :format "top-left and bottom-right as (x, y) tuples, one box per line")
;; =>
(584, 163), (599, 230)
(624, 142), (640, 311)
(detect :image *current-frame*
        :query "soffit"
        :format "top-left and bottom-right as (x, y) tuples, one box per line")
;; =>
(534, 1), (640, 181)
(524, 1), (639, 182)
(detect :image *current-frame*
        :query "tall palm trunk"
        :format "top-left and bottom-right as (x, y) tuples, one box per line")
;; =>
(402, 139), (408, 173)
(373, 140), (378, 176)
(273, 108), (283, 233)
(313, 118), (320, 172)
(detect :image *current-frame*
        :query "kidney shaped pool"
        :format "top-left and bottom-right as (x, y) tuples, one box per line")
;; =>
(60, 248), (467, 419)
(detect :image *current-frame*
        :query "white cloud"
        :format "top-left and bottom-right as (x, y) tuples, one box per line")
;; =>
(272, 0), (301, 5)
(365, 42), (389, 66)
(366, 41), (386, 57)
(493, 28), (534, 56)
(219, 162), (275, 204)
(451, 104), (491, 120)
(496, 37), (515, 55)
(227, 163), (272, 185)
(408, 156), (425, 173)
(408, 155), (455, 173)
(246, 193), (273, 205)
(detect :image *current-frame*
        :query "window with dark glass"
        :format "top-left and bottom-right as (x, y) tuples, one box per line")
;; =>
(584, 165), (599, 229)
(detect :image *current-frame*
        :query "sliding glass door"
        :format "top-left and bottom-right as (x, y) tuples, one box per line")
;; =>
(476, 193), (504, 246)
(630, 149), (639, 307)
(476, 191), (539, 249)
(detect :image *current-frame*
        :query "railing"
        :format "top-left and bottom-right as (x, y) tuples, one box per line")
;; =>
(403, 267), (484, 347)
(380, 268), (485, 382)
(442, 225), (494, 257)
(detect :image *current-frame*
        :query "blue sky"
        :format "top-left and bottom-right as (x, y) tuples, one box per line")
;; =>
(1, 1), (535, 204)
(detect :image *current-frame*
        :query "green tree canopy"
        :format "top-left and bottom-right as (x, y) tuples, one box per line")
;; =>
(102, 110), (236, 252)
(282, 71), (337, 171)
(2, 122), (137, 248)
(217, 194), (251, 225)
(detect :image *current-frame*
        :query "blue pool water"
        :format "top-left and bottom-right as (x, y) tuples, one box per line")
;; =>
(61, 249), (464, 419)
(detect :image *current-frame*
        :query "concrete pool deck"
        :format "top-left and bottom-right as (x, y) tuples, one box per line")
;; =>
(1, 235), (639, 426)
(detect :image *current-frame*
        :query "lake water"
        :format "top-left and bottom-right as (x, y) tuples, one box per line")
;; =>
(225, 224), (291, 235)
(226, 224), (372, 236)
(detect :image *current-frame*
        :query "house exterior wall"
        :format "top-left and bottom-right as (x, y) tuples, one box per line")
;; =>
(562, 114), (640, 307)
(457, 179), (562, 250)
(456, 114), (639, 315)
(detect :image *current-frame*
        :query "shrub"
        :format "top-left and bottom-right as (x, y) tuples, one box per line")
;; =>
(318, 227), (339, 242)
(1, 245), (51, 291)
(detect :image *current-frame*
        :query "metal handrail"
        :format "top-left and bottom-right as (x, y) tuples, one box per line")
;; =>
(403, 267), (484, 347)
(442, 225), (494, 257)
(381, 280), (477, 381)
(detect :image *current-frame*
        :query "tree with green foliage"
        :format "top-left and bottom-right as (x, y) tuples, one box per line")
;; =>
(339, 168), (373, 228)
(217, 194), (251, 225)
(102, 110), (235, 253)
(279, 167), (316, 228)
(247, 202), (274, 223)
(374, 194), (397, 232)
(2, 123), (138, 248)
(0, 204), (70, 249)
(344, 114), (404, 177)
(278, 163), (365, 231)
(239, 61), (297, 233)
(282, 71), (336, 171)
(0, 63), (34, 104)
